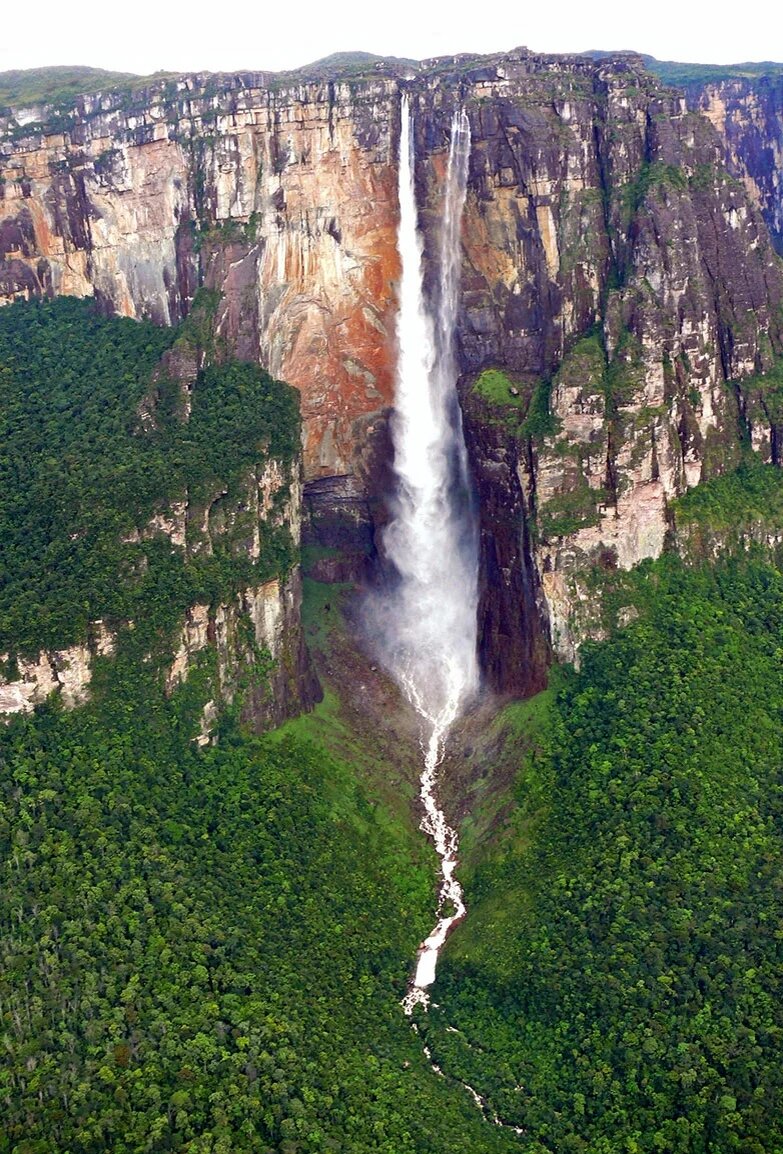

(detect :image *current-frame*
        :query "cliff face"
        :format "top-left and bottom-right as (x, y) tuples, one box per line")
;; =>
(3, 51), (783, 684)
(0, 305), (317, 730)
(0, 74), (400, 497)
(411, 55), (783, 671)
(688, 75), (783, 253)
(153, 450), (319, 734)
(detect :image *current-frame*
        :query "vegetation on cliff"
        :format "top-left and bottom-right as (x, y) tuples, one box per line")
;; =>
(642, 55), (783, 88)
(0, 66), (145, 109)
(672, 456), (783, 539)
(0, 297), (298, 657)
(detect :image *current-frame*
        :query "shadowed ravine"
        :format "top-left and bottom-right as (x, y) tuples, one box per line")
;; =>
(368, 95), (478, 1014)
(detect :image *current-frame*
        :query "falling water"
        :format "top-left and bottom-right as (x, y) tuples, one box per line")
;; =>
(374, 93), (478, 1013)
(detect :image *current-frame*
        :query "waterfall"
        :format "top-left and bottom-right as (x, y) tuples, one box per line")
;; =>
(373, 93), (478, 1013)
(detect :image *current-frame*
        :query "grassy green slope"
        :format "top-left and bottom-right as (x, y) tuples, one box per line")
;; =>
(0, 66), (148, 108)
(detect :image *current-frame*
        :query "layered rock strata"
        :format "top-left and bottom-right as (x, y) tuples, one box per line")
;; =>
(0, 72), (400, 490)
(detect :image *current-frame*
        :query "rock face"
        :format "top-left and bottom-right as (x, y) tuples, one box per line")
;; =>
(159, 453), (319, 733)
(411, 54), (783, 673)
(166, 570), (317, 739)
(3, 50), (783, 684)
(0, 73), (400, 497)
(0, 641), (100, 715)
(687, 75), (783, 253)
(461, 389), (551, 697)
(154, 453), (319, 733)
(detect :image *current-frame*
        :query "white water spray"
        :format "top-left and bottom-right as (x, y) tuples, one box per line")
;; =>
(374, 94), (477, 1013)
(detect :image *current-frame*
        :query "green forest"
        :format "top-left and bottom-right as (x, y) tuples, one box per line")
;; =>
(0, 297), (297, 657)
(0, 297), (517, 1153)
(432, 550), (783, 1152)
(1, 650), (521, 1153)
(2, 297), (783, 1152)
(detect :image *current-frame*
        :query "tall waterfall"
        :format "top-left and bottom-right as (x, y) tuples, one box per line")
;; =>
(376, 94), (478, 1012)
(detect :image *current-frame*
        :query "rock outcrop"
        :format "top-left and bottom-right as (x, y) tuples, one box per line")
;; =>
(166, 571), (316, 740)
(0, 626), (112, 715)
(158, 454), (319, 733)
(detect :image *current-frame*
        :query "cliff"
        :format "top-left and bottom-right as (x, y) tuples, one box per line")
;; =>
(413, 54), (783, 678)
(0, 70), (400, 494)
(411, 55), (783, 673)
(684, 73), (783, 253)
(2, 50), (783, 685)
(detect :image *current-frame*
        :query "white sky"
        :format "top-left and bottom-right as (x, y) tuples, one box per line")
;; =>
(2, 0), (780, 76)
